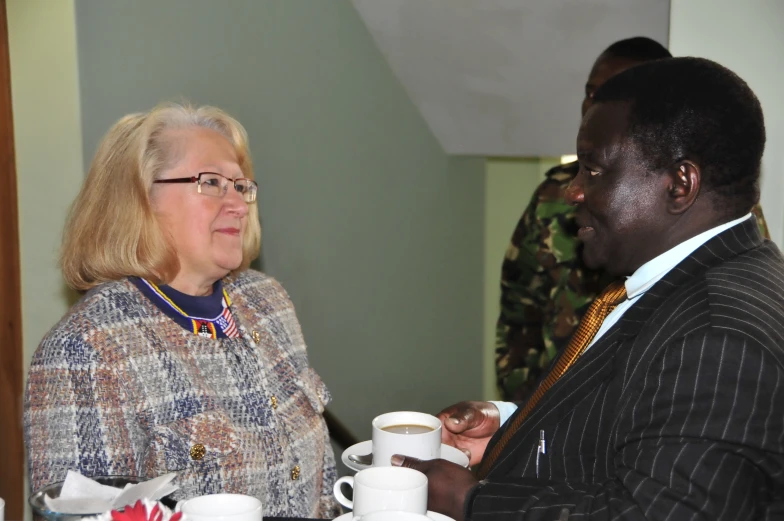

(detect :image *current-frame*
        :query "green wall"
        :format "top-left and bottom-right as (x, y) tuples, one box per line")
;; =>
(8, 1), (84, 517)
(670, 0), (784, 246)
(8, 0), (83, 377)
(74, 0), (484, 446)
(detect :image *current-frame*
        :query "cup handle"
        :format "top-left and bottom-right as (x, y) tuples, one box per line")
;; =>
(333, 476), (354, 510)
(175, 500), (184, 513)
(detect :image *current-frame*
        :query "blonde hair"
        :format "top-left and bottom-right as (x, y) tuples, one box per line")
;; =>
(61, 102), (262, 291)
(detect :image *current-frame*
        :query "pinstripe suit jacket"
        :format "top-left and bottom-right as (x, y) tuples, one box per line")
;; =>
(469, 217), (784, 520)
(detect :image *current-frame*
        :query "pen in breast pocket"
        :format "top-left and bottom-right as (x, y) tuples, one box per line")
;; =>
(536, 430), (546, 478)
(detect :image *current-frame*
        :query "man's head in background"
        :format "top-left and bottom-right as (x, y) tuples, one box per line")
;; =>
(582, 36), (672, 117)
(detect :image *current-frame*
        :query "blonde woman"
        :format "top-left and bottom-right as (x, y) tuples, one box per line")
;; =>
(24, 103), (339, 518)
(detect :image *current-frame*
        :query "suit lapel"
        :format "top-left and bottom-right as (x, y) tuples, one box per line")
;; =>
(487, 328), (622, 475)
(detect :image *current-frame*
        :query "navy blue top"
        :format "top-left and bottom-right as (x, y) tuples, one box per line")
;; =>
(130, 277), (234, 338)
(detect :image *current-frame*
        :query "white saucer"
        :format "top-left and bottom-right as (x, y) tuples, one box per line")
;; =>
(334, 511), (454, 521)
(341, 440), (469, 472)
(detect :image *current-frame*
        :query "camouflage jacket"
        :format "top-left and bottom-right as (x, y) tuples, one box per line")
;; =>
(495, 161), (770, 401)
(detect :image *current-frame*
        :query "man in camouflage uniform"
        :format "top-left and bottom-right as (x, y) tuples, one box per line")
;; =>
(496, 37), (770, 401)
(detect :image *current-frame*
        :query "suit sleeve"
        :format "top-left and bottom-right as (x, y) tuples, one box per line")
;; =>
(495, 186), (552, 400)
(306, 367), (341, 518)
(266, 277), (342, 517)
(24, 332), (138, 491)
(470, 329), (783, 521)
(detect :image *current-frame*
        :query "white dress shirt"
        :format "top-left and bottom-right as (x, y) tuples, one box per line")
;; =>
(491, 213), (753, 425)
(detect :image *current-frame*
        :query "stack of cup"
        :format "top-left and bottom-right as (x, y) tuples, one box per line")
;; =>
(335, 410), (446, 520)
(176, 494), (262, 521)
(333, 467), (428, 521)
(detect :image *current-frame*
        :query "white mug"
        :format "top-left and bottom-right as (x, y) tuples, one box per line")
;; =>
(360, 511), (431, 521)
(0, 497), (4, 521)
(372, 411), (441, 466)
(176, 493), (262, 521)
(333, 467), (427, 516)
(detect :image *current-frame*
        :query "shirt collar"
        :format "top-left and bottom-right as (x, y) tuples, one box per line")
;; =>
(158, 279), (223, 320)
(625, 213), (752, 299)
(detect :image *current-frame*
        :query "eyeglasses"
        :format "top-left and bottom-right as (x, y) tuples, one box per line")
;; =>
(154, 172), (258, 203)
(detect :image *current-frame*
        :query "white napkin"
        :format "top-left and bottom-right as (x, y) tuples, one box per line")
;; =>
(43, 471), (179, 515)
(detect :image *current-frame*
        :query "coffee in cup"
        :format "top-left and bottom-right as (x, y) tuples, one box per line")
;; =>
(372, 411), (441, 466)
(381, 424), (435, 435)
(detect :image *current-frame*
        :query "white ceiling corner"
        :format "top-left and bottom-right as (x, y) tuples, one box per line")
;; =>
(352, 0), (670, 157)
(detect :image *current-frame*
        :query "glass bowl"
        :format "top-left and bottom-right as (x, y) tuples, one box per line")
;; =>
(29, 476), (142, 521)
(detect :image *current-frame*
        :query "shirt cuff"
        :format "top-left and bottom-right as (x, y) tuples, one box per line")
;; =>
(489, 401), (518, 426)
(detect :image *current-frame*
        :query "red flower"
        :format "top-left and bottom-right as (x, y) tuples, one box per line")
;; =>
(110, 501), (182, 521)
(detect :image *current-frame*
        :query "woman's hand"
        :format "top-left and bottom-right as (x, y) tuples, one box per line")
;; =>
(437, 401), (500, 466)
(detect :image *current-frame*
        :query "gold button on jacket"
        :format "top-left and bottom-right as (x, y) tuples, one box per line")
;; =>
(190, 443), (206, 460)
(291, 465), (301, 480)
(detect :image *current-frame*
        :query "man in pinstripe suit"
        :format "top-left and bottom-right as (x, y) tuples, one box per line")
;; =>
(393, 57), (784, 520)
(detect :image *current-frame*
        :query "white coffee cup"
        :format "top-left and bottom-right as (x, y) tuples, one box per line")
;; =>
(372, 411), (441, 466)
(333, 467), (427, 516)
(360, 511), (431, 521)
(0, 497), (4, 521)
(176, 493), (262, 521)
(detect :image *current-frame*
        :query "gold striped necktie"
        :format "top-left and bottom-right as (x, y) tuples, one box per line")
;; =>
(477, 280), (628, 479)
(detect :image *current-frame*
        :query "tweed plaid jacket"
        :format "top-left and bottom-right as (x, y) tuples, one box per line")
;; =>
(25, 270), (340, 518)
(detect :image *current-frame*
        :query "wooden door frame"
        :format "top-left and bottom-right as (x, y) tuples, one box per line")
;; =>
(0, 0), (24, 518)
